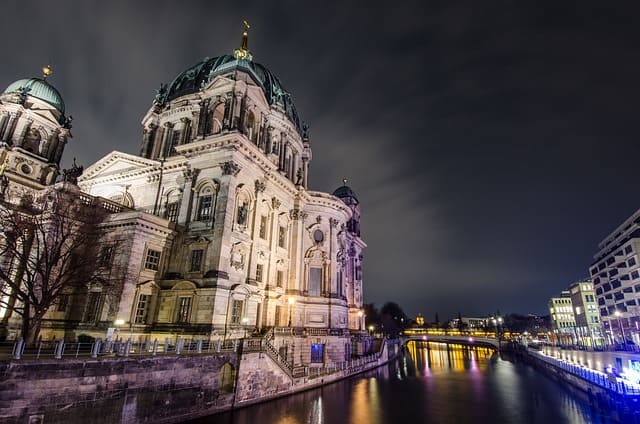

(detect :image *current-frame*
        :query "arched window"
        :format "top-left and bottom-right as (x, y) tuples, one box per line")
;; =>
(210, 103), (225, 134)
(196, 186), (215, 221)
(219, 363), (235, 392)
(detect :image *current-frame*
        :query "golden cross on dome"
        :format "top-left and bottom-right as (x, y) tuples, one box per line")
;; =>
(42, 65), (53, 80)
(234, 20), (253, 61)
(342, 178), (348, 186)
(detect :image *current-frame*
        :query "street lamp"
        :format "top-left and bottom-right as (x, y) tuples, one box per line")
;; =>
(368, 325), (374, 336)
(242, 317), (248, 338)
(357, 310), (363, 331)
(615, 310), (627, 348)
(288, 297), (295, 327)
(114, 319), (124, 341)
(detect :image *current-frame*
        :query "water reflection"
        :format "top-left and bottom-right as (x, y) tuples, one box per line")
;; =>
(188, 343), (614, 424)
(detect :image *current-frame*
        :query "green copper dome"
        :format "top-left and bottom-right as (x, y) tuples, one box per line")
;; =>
(3, 78), (65, 114)
(333, 184), (359, 204)
(158, 55), (302, 134)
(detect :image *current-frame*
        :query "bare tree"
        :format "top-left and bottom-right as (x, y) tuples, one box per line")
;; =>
(0, 188), (114, 343)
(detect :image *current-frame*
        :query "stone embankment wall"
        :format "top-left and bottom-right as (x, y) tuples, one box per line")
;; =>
(0, 340), (397, 424)
(0, 354), (238, 424)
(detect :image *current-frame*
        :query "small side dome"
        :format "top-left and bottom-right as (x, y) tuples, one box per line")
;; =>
(3, 78), (65, 114)
(333, 181), (359, 204)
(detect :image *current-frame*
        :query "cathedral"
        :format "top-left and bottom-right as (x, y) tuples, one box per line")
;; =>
(0, 27), (366, 363)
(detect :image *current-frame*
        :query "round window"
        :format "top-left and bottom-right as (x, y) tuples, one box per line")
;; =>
(20, 164), (31, 174)
(313, 229), (324, 243)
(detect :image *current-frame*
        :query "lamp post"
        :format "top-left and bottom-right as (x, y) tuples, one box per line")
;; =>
(288, 297), (295, 328)
(615, 310), (627, 348)
(242, 317), (248, 338)
(357, 310), (363, 331)
(368, 325), (374, 336)
(114, 319), (124, 341)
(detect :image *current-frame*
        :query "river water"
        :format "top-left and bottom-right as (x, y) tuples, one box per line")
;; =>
(189, 343), (615, 424)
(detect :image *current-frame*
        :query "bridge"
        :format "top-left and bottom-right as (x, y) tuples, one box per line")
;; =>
(401, 330), (501, 350)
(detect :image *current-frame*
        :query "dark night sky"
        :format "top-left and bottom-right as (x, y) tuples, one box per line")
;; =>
(2, 1), (640, 320)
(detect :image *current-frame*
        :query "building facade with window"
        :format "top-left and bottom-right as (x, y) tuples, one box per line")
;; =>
(72, 31), (366, 364)
(1, 36), (367, 365)
(590, 208), (640, 346)
(568, 281), (604, 348)
(548, 291), (576, 346)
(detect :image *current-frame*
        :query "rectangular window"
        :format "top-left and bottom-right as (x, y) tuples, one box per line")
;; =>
(629, 257), (637, 267)
(176, 297), (191, 323)
(309, 267), (322, 297)
(274, 305), (282, 327)
(256, 264), (263, 282)
(197, 195), (213, 221)
(57, 294), (69, 312)
(135, 294), (151, 324)
(590, 267), (598, 276)
(190, 249), (204, 272)
(310, 343), (324, 363)
(259, 216), (267, 239)
(626, 246), (634, 254)
(231, 299), (244, 324)
(84, 292), (102, 323)
(144, 249), (161, 271)
(623, 287), (634, 293)
(169, 129), (181, 150)
(607, 257), (615, 265)
(99, 246), (114, 267)
(278, 226), (286, 248)
(276, 270), (284, 288)
(166, 201), (180, 222)
(633, 271), (640, 280)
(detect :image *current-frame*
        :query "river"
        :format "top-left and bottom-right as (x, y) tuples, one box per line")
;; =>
(188, 342), (615, 424)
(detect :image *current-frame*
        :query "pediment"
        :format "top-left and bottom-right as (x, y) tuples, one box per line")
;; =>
(80, 151), (159, 181)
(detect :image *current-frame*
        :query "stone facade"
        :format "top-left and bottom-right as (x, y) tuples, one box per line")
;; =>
(0, 37), (367, 369)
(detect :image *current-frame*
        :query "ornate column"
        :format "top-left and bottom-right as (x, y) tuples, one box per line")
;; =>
(232, 92), (243, 129)
(160, 122), (174, 158)
(53, 133), (68, 164)
(180, 118), (191, 146)
(1, 112), (21, 143)
(14, 119), (33, 147)
(289, 208), (307, 296)
(140, 124), (157, 158)
(0, 112), (9, 141)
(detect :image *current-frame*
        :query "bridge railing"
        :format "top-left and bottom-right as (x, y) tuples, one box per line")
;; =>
(1, 337), (248, 360)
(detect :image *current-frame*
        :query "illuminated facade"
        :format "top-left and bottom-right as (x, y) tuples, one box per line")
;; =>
(1, 28), (367, 365)
(548, 291), (576, 346)
(568, 281), (604, 348)
(590, 208), (640, 346)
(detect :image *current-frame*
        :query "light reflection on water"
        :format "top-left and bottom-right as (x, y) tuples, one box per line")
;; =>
(189, 343), (614, 424)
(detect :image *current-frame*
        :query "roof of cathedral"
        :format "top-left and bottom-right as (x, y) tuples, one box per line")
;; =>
(157, 55), (302, 134)
(333, 183), (359, 203)
(3, 77), (65, 114)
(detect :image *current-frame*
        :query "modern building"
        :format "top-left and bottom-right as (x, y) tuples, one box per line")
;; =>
(568, 281), (604, 348)
(590, 208), (640, 346)
(0, 28), (368, 365)
(548, 291), (575, 346)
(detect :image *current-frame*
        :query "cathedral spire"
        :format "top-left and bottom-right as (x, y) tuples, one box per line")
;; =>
(234, 20), (253, 61)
